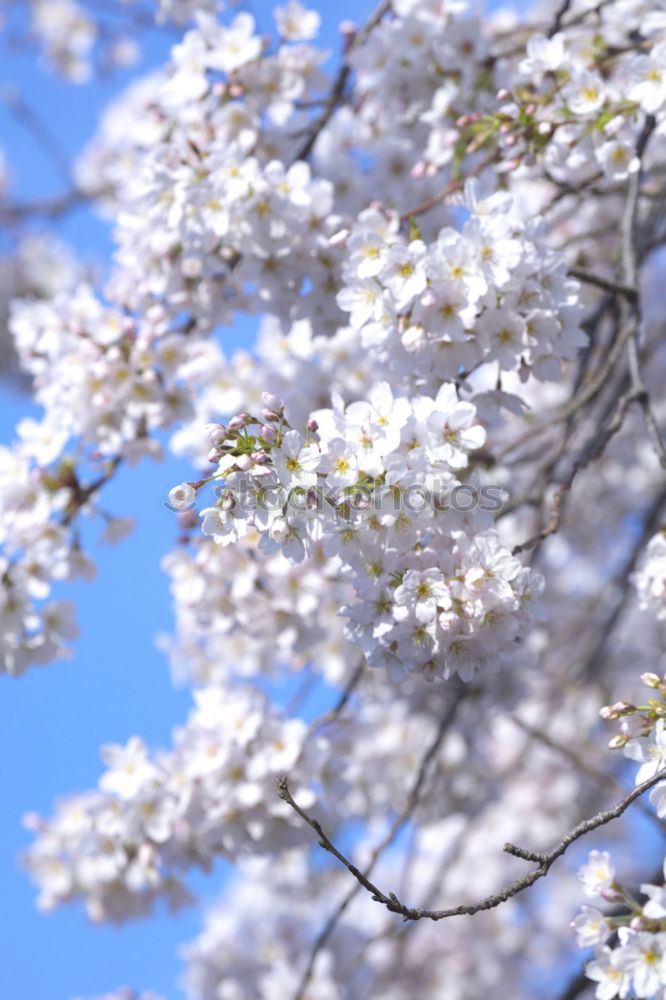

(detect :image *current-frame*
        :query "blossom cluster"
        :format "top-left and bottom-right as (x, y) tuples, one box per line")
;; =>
(177, 382), (544, 681)
(336, 193), (586, 387)
(574, 853), (666, 999)
(161, 532), (355, 687)
(23, 686), (331, 922)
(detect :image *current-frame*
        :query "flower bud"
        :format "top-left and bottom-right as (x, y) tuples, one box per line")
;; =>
(235, 455), (252, 471)
(206, 423), (227, 445)
(261, 425), (277, 443)
(262, 409), (280, 422)
(207, 447), (221, 464)
(261, 392), (284, 415)
(641, 672), (661, 688)
(611, 701), (634, 715)
(329, 228), (350, 247)
(600, 886), (624, 903)
(307, 419), (319, 433)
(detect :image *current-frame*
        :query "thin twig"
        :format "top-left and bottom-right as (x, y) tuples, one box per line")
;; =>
(282, 686), (468, 999)
(279, 766), (666, 924)
(291, 0), (391, 164)
(568, 267), (637, 304)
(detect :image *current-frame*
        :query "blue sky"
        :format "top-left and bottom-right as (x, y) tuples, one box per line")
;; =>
(0, 3), (374, 997)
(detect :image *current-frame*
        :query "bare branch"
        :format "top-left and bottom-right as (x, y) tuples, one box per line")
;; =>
(291, 0), (391, 164)
(281, 686), (468, 999)
(568, 267), (637, 304)
(278, 765), (666, 924)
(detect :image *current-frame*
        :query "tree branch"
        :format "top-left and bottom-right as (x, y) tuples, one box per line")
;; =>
(278, 766), (666, 924)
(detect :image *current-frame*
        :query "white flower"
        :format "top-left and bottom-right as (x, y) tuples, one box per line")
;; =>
(578, 850), (616, 898)
(168, 482), (197, 510)
(519, 32), (565, 75)
(596, 141), (640, 183)
(394, 569), (451, 623)
(572, 906), (611, 948)
(627, 43), (666, 113)
(273, 429), (320, 490)
(99, 737), (156, 801)
(565, 71), (605, 115)
(613, 931), (666, 998)
(275, 1), (321, 41)
(323, 438), (358, 490)
(586, 947), (630, 1000)
(424, 383), (486, 468)
(624, 719), (666, 784)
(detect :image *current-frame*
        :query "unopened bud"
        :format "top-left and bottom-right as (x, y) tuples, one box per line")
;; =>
(235, 455), (252, 471)
(611, 701), (634, 715)
(261, 425), (277, 443)
(329, 228), (350, 247)
(261, 391), (284, 415)
(206, 423), (227, 445)
(641, 672), (661, 688)
(207, 447), (221, 464)
(307, 419), (318, 433)
(496, 88), (510, 100)
(601, 886), (624, 903)
(608, 734), (626, 749)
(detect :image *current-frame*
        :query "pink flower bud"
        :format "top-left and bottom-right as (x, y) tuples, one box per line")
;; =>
(261, 425), (277, 443)
(206, 423), (227, 444)
(207, 447), (221, 464)
(252, 451), (268, 464)
(328, 228), (350, 247)
(307, 419), (319, 433)
(236, 455), (252, 471)
(601, 886), (624, 903)
(228, 415), (245, 432)
(611, 701), (633, 715)
(261, 392), (284, 414)
(262, 408), (280, 422)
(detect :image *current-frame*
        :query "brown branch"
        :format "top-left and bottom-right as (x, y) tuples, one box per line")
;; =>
(568, 268), (637, 304)
(291, 0), (391, 164)
(281, 686), (468, 999)
(619, 115), (666, 470)
(279, 765), (666, 925)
